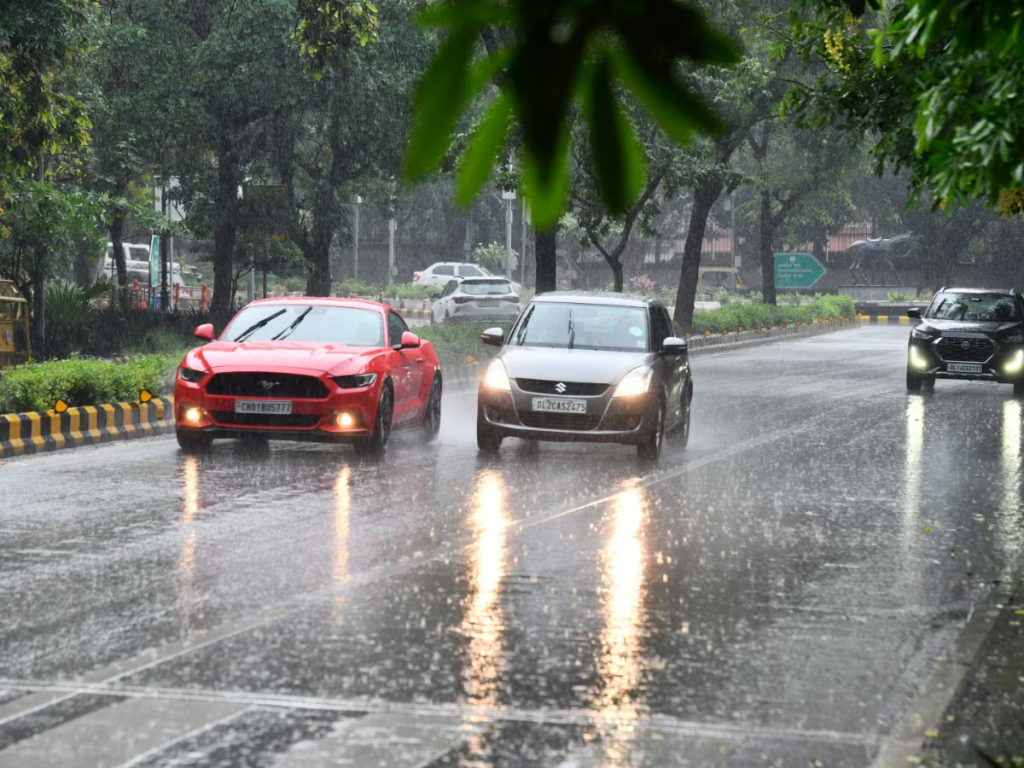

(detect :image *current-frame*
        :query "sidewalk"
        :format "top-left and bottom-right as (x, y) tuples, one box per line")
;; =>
(924, 575), (1024, 765)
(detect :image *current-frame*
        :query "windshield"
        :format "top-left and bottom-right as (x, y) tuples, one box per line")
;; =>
(460, 280), (513, 296)
(511, 302), (648, 351)
(926, 292), (1020, 322)
(222, 304), (384, 345)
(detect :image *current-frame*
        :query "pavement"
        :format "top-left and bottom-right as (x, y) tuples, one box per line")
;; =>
(0, 325), (1021, 767)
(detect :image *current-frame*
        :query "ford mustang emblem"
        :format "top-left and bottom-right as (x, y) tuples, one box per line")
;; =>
(257, 380), (280, 393)
(961, 341), (971, 350)
(555, 382), (567, 393)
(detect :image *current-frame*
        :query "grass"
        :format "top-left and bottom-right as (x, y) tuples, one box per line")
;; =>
(690, 295), (856, 335)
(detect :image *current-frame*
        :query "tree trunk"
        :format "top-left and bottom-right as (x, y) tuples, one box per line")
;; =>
(110, 177), (130, 312)
(673, 182), (722, 331)
(759, 191), (778, 306)
(32, 266), (46, 358)
(72, 241), (98, 288)
(212, 127), (241, 328)
(305, 180), (335, 296)
(535, 227), (557, 293)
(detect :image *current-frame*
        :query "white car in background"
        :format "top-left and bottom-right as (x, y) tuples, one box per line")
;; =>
(413, 262), (522, 292)
(431, 277), (523, 325)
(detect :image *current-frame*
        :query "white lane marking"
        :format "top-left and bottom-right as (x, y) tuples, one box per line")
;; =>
(0, 696), (245, 768)
(0, 679), (878, 748)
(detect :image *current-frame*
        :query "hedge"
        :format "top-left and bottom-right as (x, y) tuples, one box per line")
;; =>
(0, 355), (178, 414)
(690, 295), (856, 335)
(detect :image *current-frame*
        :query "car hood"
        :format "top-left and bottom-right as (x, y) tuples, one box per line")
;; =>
(920, 319), (1024, 335)
(185, 341), (378, 375)
(498, 346), (650, 384)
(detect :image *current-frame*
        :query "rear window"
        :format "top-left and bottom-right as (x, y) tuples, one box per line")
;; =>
(460, 280), (512, 296)
(459, 265), (484, 277)
(926, 292), (1021, 322)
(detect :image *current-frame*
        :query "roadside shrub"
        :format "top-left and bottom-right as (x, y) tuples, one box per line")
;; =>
(690, 295), (856, 334)
(749, 291), (764, 304)
(333, 278), (379, 297)
(381, 283), (440, 301)
(712, 289), (732, 305)
(0, 355), (178, 414)
(417, 322), (503, 367)
(45, 306), (213, 360)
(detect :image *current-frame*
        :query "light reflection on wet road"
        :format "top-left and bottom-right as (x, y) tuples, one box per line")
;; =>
(0, 325), (1022, 767)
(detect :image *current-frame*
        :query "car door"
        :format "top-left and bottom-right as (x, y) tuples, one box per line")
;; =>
(429, 264), (456, 288)
(386, 310), (424, 423)
(651, 306), (686, 426)
(434, 279), (459, 323)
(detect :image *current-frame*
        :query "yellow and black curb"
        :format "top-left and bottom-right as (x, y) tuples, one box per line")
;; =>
(857, 314), (913, 324)
(0, 397), (173, 459)
(397, 307), (431, 319)
(685, 316), (861, 355)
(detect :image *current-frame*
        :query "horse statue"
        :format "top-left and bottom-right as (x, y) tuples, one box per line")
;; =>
(847, 233), (916, 285)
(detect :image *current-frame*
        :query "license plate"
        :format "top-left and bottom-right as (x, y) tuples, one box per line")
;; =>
(476, 300), (499, 307)
(532, 398), (587, 413)
(947, 362), (983, 374)
(235, 400), (293, 414)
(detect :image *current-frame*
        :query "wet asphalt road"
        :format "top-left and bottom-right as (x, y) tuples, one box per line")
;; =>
(1, 325), (1022, 767)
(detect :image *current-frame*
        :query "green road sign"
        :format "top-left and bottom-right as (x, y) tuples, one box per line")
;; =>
(774, 252), (825, 289)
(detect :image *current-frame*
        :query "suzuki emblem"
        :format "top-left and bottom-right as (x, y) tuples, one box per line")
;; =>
(555, 382), (567, 394)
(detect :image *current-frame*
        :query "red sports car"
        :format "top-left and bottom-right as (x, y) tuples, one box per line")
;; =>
(173, 297), (442, 456)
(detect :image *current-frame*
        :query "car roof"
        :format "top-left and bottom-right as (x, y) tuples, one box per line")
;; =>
(429, 262), (477, 268)
(939, 287), (1018, 295)
(243, 296), (392, 313)
(529, 290), (661, 308)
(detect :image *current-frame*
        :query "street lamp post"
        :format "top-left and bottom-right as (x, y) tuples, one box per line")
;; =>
(388, 217), (397, 285)
(502, 189), (516, 280)
(353, 195), (362, 281)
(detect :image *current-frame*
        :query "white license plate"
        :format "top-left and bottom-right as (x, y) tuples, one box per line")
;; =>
(947, 362), (983, 374)
(235, 400), (293, 414)
(476, 300), (499, 307)
(532, 398), (587, 413)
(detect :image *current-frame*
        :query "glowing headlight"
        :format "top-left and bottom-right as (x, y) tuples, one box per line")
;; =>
(1005, 350), (1024, 374)
(483, 359), (511, 391)
(910, 328), (935, 340)
(178, 366), (206, 383)
(183, 406), (205, 423)
(614, 367), (654, 397)
(909, 346), (930, 370)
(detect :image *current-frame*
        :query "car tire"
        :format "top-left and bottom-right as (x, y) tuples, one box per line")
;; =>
(355, 383), (394, 458)
(676, 385), (692, 448)
(906, 366), (923, 392)
(422, 375), (442, 442)
(637, 398), (665, 462)
(176, 428), (212, 454)
(477, 419), (502, 454)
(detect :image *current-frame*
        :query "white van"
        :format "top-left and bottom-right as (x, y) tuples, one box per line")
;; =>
(98, 243), (197, 302)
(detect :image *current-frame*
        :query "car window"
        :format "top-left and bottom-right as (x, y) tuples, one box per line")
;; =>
(458, 265), (484, 277)
(222, 305), (384, 346)
(926, 292), (1021, 322)
(442, 280), (459, 298)
(510, 302), (648, 351)
(434, 265), (455, 276)
(387, 311), (409, 346)
(651, 307), (673, 350)
(459, 280), (513, 295)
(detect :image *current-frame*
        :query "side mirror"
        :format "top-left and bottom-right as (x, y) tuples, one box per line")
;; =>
(662, 336), (687, 355)
(907, 308), (921, 319)
(399, 331), (422, 349)
(194, 323), (215, 341)
(481, 327), (504, 347)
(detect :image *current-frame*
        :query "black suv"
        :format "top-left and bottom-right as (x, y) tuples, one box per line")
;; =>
(906, 288), (1024, 393)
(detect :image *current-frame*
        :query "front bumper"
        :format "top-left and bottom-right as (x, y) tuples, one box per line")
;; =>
(173, 372), (379, 442)
(478, 381), (653, 444)
(908, 339), (1024, 383)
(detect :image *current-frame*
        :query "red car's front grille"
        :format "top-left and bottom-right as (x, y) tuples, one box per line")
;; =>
(210, 411), (322, 429)
(206, 373), (329, 399)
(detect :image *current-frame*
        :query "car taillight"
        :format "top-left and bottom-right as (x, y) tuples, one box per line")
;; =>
(501, 295), (519, 303)
(453, 295), (475, 304)
(413, 273), (421, 281)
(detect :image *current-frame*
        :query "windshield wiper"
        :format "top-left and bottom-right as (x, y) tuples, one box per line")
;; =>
(567, 309), (575, 350)
(272, 306), (313, 341)
(233, 309), (286, 342)
(514, 306), (534, 346)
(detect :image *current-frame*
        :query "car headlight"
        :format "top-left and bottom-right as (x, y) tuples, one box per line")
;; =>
(178, 366), (207, 383)
(1003, 334), (1024, 344)
(909, 345), (931, 370)
(483, 359), (511, 391)
(614, 367), (654, 397)
(910, 328), (936, 340)
(333, 373), (378, 388)
(1005, 350), (1024, 374)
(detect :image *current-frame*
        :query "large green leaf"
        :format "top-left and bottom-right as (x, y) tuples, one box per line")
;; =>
(522, 134), (571, 231)
(583, 59), (646, 214)
(457, 92), (513, 205)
